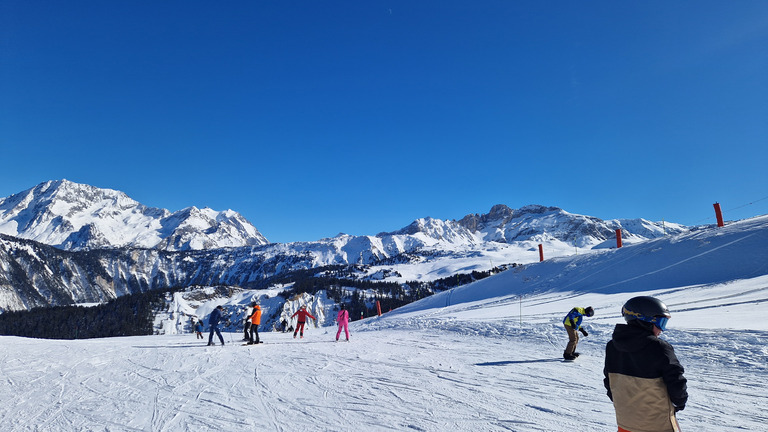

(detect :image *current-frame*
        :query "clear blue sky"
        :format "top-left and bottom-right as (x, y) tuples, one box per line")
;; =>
(2, 1), (767, 243)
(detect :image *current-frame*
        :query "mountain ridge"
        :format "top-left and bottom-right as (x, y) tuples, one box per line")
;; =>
(0, 180), (269, 251)
(0, 180), (691, 313)
(1, 180), (687, 252)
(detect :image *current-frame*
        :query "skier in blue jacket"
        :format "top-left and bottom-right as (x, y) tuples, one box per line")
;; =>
(207, 305), (226, 346)
(563, 306), (594, 360)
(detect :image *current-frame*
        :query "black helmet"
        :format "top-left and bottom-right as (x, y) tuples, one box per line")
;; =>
(585, 306), (594, 317)
(622, 296), (671, 331)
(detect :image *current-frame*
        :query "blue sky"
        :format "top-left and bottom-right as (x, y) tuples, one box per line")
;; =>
(2, 1), (766, 243)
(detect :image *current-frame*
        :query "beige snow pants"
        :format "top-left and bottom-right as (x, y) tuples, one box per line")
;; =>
(564, 325), (579, 355)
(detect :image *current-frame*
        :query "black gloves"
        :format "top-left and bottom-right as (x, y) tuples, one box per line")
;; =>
(579, 328), (588, 337)
(675, 405), (685, 412)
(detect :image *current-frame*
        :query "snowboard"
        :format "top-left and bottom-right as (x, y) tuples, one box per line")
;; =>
(563, 352), (580, 362)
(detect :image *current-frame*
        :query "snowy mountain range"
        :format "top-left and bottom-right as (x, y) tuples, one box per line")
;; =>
(0, 180), (268, 251)
(0, 180), (689, 312)
(1, 180), (686, 253)
(395, 203), (687, 248)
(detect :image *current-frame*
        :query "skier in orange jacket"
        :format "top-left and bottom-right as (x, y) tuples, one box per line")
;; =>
(291, 305), (316, 339)
(247, 303), (262, 345)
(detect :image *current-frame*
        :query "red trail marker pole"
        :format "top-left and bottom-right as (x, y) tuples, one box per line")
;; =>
(538, 244), (544, 262)
(616, 229), (623, 248)
(713, 203), (724, 227)
(376, 300), (382, 317)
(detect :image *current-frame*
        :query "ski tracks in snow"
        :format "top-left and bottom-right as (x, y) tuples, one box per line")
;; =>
(1, 322), (767, 431)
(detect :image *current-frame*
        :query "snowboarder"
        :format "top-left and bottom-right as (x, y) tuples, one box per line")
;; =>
(291, 305), (316, 339)
(604, 296), (687, 432)
(335, 303), (350, 342)
(194, 321), (204, 339)
(207, 305), (226, 346)
(243, 304), (253, 341)
(562, 306), (594, 360)
(247, 303), (262, 345)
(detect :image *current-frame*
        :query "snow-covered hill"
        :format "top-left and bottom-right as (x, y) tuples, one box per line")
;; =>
(1, 215), (765, 431)
(0, 180), (269, 251)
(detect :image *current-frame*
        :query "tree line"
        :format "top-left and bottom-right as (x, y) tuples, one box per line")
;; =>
(0, 290), (168, 339)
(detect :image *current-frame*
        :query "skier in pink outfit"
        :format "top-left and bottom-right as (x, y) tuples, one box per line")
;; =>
(336, 304), (350, 342)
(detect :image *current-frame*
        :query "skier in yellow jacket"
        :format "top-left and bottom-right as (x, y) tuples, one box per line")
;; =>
(562, 306), (594, 360)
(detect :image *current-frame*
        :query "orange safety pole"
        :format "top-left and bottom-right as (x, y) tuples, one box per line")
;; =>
(538, 244), (544, 262)
(713, 203), (724, 227)
(616, 229), (623, 248)
(376, 300), (382, 317)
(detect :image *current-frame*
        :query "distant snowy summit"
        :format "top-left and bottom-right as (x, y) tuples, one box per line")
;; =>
(0, 180), (269, 251)
(380, 204), (687, 249)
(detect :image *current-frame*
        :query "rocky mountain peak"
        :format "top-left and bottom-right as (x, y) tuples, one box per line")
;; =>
(0, 180), (268, 251)
(457, 204), (517, 231)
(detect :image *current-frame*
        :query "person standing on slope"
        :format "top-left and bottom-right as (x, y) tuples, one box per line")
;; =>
(248, 303), (262, 345)
(563, 306), (594, 360)
(604, 296), (687, 432)
(242, 304), (253, 341)
(336, 303), (350, 342)
(194, 320), (204, 339)
(292, 305), (316, 339)
(207, 305), (226, 346)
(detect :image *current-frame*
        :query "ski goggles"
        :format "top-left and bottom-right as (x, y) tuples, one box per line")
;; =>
(651, 316), (669, 332)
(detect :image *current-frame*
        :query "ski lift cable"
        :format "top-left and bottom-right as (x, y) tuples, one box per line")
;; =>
(724, 194), (768, 213)
(690, 194), (768, 225)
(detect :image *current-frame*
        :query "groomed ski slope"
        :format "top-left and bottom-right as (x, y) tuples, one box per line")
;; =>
(1, 216), (767, 431)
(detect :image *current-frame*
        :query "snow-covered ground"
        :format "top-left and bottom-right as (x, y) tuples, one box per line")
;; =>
(1, 216), (766, 431)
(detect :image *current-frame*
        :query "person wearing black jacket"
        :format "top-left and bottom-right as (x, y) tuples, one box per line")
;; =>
(604, 296), (687, 432)
(207, 305), (226, 346)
